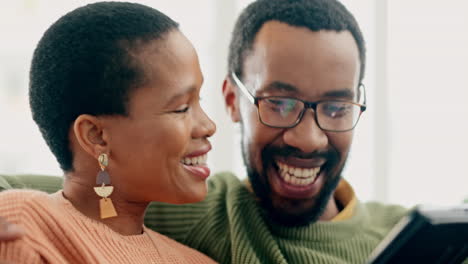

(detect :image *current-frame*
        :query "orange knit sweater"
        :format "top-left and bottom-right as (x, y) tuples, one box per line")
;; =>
(0, 190), (217, 264)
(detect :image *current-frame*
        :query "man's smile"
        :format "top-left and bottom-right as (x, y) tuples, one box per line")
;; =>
(266, 156), (329, 200)
(277, 161), (321, 186)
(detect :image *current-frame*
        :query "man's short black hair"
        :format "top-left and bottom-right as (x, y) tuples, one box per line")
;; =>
(30, 2), (179, 171)
(228, 0), (366, 82)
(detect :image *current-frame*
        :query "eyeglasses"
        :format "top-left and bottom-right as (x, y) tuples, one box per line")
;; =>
(231, 72), (367, 132)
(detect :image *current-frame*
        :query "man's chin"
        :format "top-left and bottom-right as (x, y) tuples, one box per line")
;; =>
(249, 166), (342, 227)
(242, 137), (345, 227)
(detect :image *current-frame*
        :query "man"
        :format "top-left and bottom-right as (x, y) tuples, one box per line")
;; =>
(0, 0), (407, 263)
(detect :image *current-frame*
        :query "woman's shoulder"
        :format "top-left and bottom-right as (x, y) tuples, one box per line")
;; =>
(0, 189), (57, 223)
(0, 189), (52, 205)
(0, 189), (52, 206)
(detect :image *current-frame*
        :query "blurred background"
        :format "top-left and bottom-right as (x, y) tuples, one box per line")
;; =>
(0, 0), (467, 207)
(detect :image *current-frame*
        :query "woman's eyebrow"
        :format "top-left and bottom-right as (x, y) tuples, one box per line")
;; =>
(164, 86), (197, 107)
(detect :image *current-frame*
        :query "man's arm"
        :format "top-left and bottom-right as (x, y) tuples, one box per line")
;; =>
(0, 174), (63, 193)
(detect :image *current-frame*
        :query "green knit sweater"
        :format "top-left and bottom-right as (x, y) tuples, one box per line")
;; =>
(0, 172), (408, 264)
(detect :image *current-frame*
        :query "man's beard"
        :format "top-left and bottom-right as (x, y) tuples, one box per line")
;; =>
(241, 136), (345, 227)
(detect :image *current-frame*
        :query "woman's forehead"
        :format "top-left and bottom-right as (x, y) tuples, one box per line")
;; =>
(126, 31), (203, 109)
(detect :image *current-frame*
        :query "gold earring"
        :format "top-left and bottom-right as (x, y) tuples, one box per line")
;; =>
(94, 153), (117, 219)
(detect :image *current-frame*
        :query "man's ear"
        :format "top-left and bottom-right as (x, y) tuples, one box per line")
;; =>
(72, 114), (108, 159)
(222, 77), (241, 122)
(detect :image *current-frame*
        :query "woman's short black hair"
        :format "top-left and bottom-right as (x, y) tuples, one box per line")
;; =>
(228, 0), (366, 82)
(29, 2), (179, 171)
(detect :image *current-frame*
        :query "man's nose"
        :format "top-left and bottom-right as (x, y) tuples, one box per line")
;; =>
(282, 110), (328, 153)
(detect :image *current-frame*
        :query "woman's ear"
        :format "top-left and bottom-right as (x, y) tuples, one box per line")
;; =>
(72, 114), (108, 159)
(222, 77), (241, 122)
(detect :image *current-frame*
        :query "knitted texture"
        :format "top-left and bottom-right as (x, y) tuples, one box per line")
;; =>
(0, 190), (216, 264)
(0, 173), (409, 264)
(145, 173), (408, 264)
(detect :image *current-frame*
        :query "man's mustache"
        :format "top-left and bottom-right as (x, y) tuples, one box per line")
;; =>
(262, 145), (338, 161)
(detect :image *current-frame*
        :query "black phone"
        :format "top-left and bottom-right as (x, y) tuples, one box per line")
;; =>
(367, 204), (468, 264)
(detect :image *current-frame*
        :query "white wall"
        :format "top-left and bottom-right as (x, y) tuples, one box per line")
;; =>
(387, 0), (468, 206)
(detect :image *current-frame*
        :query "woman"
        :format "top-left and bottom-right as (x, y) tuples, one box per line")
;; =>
(0, 2), (217, 263)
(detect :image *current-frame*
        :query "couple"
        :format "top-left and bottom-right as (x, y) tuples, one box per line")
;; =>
(0, 0), (407, 263)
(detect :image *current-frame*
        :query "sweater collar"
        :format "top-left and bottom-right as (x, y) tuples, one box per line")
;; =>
(331, 179), (357, 222)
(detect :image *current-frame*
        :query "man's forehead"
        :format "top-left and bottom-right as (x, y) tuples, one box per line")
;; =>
(250, 21), (359, 63)
(242, 21), (361, 98)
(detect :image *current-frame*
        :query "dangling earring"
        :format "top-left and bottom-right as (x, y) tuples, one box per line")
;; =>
(94, 153), (117, 219)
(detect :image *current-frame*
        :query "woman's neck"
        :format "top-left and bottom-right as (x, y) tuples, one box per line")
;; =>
(63, 171), (149, 236)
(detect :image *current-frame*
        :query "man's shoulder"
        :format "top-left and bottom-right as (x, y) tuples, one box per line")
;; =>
(144, 171), (246, 238)
(147, 171), (245, 215)
(362, 201), (408, 218)
(207, 171), (243, 192)
(360, 201), (409, 234)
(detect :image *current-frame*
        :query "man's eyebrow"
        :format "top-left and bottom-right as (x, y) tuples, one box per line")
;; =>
(260, 81), (355, 100)
(165, 86), (197, 107)
(322, 89), (355, 100)
(260, 81), (299, 93)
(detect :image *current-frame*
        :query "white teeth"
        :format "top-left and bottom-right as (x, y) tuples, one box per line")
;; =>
(277, 161), (321, 186)
(293, 177), (299, 185)
(293, 168), (301, 177)
(181, 154), (207, 166)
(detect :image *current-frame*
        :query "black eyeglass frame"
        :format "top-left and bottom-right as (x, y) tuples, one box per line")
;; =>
(231, 72), (367, 132)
